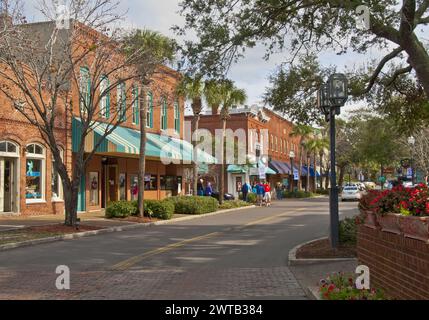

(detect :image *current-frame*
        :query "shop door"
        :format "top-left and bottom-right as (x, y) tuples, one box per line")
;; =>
(107, 166), (118, 203)
(0, 158), (15, 213)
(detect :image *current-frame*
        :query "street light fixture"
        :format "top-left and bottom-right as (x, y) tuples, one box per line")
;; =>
(408, 136), (416, 185)
(289, 151), (295, 192)
(317, 73), (349, 249)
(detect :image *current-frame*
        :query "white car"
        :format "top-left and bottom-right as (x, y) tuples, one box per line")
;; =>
(341, 185), (362, 201)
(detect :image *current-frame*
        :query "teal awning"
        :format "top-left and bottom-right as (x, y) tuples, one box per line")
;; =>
(72, 118), (216, 163)
(227, 161), (276, 175)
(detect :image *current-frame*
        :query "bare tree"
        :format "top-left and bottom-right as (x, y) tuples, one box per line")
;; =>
(0, 0), (149, 226)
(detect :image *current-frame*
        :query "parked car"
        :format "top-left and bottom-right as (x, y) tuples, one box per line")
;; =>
(341, 185), (362, 201)
(211, 192), (235, 201)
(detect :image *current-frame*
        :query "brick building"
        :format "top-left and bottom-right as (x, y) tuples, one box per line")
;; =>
(0, 19), (213, 216)
(186, 105), (317, 199)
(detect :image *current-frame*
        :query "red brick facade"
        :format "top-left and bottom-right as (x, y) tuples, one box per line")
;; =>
(357, 225), (429, 300)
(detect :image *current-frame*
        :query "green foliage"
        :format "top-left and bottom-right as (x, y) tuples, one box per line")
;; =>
(316, 189), (330, 195)
(319, 273), (387, 300)
(105, 201), (137, 218)
(219, 200), (251, 210)
(339, 217), (358, 245)
(246, 193), (257, 204)
(167, 196), (219, 215)
(143, 200), (175, 220)
(282, 191), (316, 198)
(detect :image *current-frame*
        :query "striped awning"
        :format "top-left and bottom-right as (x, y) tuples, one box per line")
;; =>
(72, 118), (216, 163)
(269, 160), (291, 174)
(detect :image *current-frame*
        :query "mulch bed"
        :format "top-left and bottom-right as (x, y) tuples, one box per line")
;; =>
(296, 238), (356, 259)
(111, 216), (159, 223)
(0, 224), (103, 245)
(26, 224), (102, 233)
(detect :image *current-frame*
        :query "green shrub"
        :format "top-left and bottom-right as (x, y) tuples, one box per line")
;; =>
(105, 201), (137, 218)
(247, 193), (257, 203)
(130, 200), (174, 220)
(219, 200), (251, 210)
(316, 189), (330, 195)
(282, 190), (316, 198)
(144, 200), (174, 220)
(339, 217), (358, 245)
(168, 196), (219, 214)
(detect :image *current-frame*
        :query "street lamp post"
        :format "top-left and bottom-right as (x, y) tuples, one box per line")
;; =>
(289, 151), (295, 192)
(408, 136), (416, 185)
(318, 73), (349, 249)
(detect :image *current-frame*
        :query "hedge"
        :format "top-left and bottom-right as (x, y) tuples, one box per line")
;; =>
(282, 190), (317, 198)
(106, 199), (174, 220)
(105, 201), (137, 218)
(167, 196), (219, 215)
(219, 200), (252, 210)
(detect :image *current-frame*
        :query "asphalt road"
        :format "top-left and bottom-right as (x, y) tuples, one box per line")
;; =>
(0, 197), (358, 300)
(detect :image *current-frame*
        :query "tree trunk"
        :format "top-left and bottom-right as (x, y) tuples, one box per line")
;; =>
(403, 36), (429, 98)
(138, 86), (147, 217)
(192, 114), (200, 196)
(319, 152), (324, 190)
(338, 165), (346, 189)
(298, 146), (303, 190)
(313, 151), (317, 192)
(306, 155), (310, 192)
(64, 156), (85, 226)
(325, 164), (330, 190)
(219, 118), (226, 204)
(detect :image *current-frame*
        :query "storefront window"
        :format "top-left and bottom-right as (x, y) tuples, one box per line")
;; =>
(119, 173), (126, 200)
(144, 174), (157, 190)
(26, 143), (45, 201)
(89, 172), (99, 206)
(160, 175), (176, 190)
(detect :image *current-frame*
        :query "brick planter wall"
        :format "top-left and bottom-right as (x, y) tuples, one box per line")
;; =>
(357, 225), (429, 300)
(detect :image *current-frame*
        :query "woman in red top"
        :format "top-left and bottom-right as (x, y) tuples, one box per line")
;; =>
(264, 183), (271, 206)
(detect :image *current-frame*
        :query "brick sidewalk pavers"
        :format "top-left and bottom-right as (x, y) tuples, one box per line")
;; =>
(0, 266), (306, 300)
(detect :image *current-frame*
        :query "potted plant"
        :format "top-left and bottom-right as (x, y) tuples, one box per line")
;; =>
(396, 185), (429, 242)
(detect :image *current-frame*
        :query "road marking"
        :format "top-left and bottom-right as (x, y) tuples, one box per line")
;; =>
(110, 208), (306, 271)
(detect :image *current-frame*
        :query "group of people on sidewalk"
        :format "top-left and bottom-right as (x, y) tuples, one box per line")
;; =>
(241, 181), (272, 207)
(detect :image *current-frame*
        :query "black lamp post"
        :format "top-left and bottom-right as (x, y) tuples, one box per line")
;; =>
(289, 151), (295, 192)
(408, 136), (416, 185)
(318, 73), (349, 249)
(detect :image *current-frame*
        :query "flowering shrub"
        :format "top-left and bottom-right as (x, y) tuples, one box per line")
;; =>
(359, 184), (429, 217)
(319, 272), (386, 300)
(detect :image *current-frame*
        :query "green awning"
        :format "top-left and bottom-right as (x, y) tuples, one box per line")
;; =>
(227, 161), (276, 174)
(72, 118), (216, 163)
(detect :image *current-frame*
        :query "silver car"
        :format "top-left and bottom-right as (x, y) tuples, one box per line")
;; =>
(341, 185), (362, 201)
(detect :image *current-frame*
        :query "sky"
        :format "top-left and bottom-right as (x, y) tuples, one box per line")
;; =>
(22, 0), (387, 117)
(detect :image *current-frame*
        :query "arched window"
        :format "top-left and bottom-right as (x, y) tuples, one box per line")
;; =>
(0, 141), (19, 157)
(161, 97), (167, 130)
(100, 75), (110, 118)
(79, 67), (91, 113)
(132, 85), (139, 125)
(25, 143), (45, 202)
(51, 148), (64, 201)
(174, 100), (180, 133)
(146, 92), (153, 128)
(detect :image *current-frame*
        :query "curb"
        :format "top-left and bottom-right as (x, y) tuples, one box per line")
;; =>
(0, 205), (256, 252)
(306, 286), (322, 300)
(288, 237), (357, 266)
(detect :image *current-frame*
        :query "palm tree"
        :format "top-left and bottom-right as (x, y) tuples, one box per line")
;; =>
(216, 80), (247, 204)
(122, 29), (176, 217)
(289, 124), (314, 191)
(176, 75), (205, 196)
(306, 136), (329, 191)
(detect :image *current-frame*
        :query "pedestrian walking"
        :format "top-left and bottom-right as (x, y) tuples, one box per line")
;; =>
(256, 182), (264, 206)
(241, 181), (250, 202)
(205, 182), (213, 197)
(197, 179), (204, 196)
(276, 183), (283, 200)
(264, 182), (272, 206)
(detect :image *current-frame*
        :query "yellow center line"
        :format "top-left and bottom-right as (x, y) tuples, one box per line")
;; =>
(110, 207), (306, 271)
